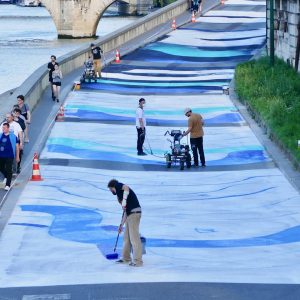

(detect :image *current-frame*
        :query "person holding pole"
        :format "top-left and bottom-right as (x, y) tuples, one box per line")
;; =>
(107, 179), (143, 267)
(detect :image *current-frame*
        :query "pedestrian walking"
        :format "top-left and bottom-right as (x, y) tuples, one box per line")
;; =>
(136, 98), (147, 156)
(1, 113), (23, 148)
(16, 95), (31, 143)
(107, 179), (143, 267)
(0, 123), (20, 191)
(182, 107), (206, 167)
(90, 43), (103, 78)
(47, 55), (58, 101)
(12, 108), (25, 174)
(52, 64), (62, 103)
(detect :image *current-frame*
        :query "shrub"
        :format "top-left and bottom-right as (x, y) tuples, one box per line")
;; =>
(235, 56), (300, 162)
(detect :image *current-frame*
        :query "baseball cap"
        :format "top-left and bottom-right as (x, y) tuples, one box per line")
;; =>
(184, 107), (192, 115)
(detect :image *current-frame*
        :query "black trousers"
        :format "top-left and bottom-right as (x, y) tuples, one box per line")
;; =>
(190, 137), (205, 166)
(0, 157), (13, 187)
(137, 127), (145, 154)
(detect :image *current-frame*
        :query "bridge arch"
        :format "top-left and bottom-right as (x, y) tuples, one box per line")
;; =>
(41, 0), (130, 38)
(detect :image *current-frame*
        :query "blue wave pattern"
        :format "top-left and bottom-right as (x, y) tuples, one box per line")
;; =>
(11, 205), (300, 259)
(64, 108), (243, 125)
(45, 137), (269, 166)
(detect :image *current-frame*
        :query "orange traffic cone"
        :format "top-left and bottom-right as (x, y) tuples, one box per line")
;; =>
(221, 0), (225, 4)
(191, 11), (196, 23)
(172, 18), (176, 30)
(55, 105), (64, 122)
(31, 153), (43, 181)
(115, 49), (120, 63)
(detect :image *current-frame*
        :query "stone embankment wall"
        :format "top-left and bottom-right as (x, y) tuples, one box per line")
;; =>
(267, 0), (300, 69)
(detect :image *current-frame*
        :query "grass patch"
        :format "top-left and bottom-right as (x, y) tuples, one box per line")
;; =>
(235, 56), (300, 162)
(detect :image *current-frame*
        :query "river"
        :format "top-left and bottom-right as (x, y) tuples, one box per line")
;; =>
(0, 4), (139, 95)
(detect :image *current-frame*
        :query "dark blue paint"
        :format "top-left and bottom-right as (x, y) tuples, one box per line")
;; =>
(80, 82), (223, 94)
(9, 222), (49, 228)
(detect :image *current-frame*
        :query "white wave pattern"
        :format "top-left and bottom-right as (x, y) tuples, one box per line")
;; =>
(198, 17), (265, 23)
(177, 29), (266, 40)
(224, 0), (266, 5)
(206, 11), (266, 18)
(162, 36), (265, 48)
(105, 72), (234, 82)
(124, 69), (235, 75)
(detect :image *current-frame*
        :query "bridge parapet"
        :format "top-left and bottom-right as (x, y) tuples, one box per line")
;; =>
(41, 0), (153, 38)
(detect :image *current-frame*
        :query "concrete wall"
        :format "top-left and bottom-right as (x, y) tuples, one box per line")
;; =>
(267, 0), (300, 68)
(1, 0), (220, 118)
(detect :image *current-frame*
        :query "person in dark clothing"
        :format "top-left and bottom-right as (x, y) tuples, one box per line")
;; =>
(182, 107), (206, 167)
(48, 55), (58, 101)
(108, 179), (143, 267)
(12, 108), (25, 174)
(0, 123), (20, 191)
(91, 43), (103, 78)
(136, 98), (147, 156)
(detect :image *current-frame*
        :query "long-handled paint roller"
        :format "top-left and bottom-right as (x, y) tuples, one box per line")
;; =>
(105, 211), (125, 260)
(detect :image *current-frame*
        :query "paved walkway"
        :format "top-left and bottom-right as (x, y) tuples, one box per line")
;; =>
(1, 0), (300, 299)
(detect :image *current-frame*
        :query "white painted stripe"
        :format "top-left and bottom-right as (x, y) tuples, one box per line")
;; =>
(125, 69), (235, 75)
(105, 72), (234, 81)
(225, 0), (266, 5)
(161, 36), (265, 47)
(206, 11), (265, 18)
(22, 294), (71, 300)
(175, 29), (266, 40)
(198, 17), (265, 23)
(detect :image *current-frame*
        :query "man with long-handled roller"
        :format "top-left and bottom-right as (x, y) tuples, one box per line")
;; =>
(108, 179), (143, 267)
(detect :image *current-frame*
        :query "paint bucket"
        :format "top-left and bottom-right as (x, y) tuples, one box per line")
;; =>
(222, 85), (229, 95)
(74, 81), (81, 90)
(141, 236), (146, 254)
(131, 236), (146, 254)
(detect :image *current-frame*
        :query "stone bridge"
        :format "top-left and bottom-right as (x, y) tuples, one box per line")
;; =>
(41, 0), (152, 38)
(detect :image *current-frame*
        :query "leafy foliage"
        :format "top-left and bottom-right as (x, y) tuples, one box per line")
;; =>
(235, 57), (300, 161)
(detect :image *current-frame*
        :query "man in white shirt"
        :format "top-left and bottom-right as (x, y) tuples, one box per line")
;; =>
(135, 98), (147, 156)
(0, 113), (23, 147)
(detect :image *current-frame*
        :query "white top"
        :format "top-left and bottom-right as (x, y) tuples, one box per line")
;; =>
(136, 107), (146, 128)
(0, 121), (23, 137)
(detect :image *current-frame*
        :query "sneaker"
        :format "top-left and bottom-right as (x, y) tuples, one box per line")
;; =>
(24, 139), (29, 143)
(201, 164), (206, 168)
(137, 152), (147, 156)
(17, 167), (21, 174)
(4, 186), (10, 191)
(2, 178), (7, 185)
(56, 99), (59, 103)
(129, 262), (143, 267)
(116, 259), (130, 264)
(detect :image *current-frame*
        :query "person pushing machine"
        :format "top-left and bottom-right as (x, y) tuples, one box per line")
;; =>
(90, 43), (103, 78)
(182, 107), (206, 167)
(108, 179), (143, 267)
